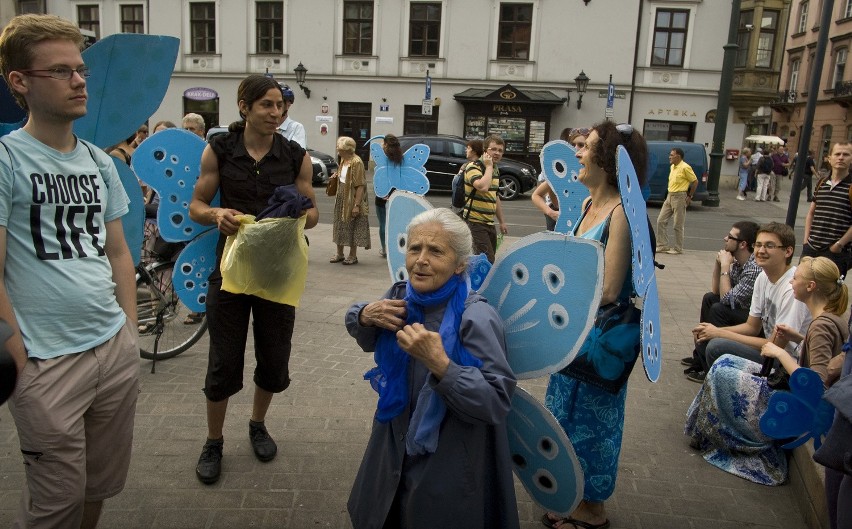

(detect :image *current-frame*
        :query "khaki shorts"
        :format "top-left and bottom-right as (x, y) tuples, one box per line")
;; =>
(8, 319), (139, 528)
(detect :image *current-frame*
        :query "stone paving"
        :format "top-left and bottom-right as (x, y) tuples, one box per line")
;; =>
(0, 206), (815, 528)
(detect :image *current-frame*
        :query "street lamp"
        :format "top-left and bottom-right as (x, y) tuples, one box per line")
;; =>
(293, 62), (311, 99)
(574, 70), (590, 109)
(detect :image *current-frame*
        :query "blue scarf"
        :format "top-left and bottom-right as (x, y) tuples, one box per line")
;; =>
(364, 274), (483, 455)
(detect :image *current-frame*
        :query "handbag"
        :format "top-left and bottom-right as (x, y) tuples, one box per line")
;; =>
(559, 300), (641, 394)
(325, 175), (338, 197)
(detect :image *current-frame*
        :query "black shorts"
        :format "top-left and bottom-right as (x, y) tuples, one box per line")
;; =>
(203, 279), (296, 401)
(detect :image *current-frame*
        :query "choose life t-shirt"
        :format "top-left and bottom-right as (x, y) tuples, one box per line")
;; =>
(0, 129), (130, 359)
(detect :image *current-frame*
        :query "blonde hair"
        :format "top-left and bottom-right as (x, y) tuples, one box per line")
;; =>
(799, 256), (849, 315)
(337, 136), (356, 154)
(0, 14), (85, 110)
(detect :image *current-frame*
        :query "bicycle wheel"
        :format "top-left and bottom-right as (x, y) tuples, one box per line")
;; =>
(137, 260), (208, 360)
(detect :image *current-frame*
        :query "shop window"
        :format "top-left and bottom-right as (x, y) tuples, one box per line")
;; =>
(190, 2), (216, 54)
(120, 4), (145, 34)
(756, 10), (778, 68)
(643, 120), (695, 142)
(343, 1), (373, 56)
(256, 2), (283, 54)
(736, 10), (753, 67)
(797, 1), (809, 33)
(409, 3), (441, 57)
(77, 5), (100, 39)
(403, 105), (439, 134)
(651, 9), (689, 67)
(833, 48), (848, 89)
(497, 3), (532, 60)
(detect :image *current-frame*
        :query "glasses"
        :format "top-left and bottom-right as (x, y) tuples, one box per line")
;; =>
(487, 147), (504, 154)
(615, 123), (634, 143)
(724, 234), (743, 242)
(753, 242), (785, 250)
(20, 66), (90, 80)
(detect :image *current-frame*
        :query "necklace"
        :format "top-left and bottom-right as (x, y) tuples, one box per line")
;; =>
(587, 196), (617, 226)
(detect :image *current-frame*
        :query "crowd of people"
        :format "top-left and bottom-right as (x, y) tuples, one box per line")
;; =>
(1, 12), (851, 529)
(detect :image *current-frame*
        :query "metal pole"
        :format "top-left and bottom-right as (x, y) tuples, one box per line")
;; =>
(786, 0), (835, 227)
(703, 0), (742, 207)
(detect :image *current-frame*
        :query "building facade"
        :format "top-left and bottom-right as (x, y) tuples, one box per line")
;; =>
(5, 0), (749, 176)
(773, 0), (852, 163)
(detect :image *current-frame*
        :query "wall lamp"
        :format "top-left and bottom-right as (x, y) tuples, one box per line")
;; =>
(574, 70), (590, 109)
(583, 0), (591, 4)
(293, 62), (311, 99)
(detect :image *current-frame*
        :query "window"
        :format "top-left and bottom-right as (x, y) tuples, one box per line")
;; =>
(756, 10), (778, 68)
(845, 0), (852, 18)
(736, 10), (753, 67)
(343, 1), (373, 55)
(256, 2), (283, 53)
(17, 0), (44, 13)
(846, 125), (852, 141)
(805, 52), (816, 90)
(651, 9), (689, 67)
(497, 3), (533, 60)
(821, 124), (833, 162)
(834, 48), (848, 88)
(409, 3), (441, 57)
(190, 2), (216, 54)
(120, 4), (144, 34)
(789, 59), (801, 92)
(77, 5), (100, 38)
(798, 1), (809, 33)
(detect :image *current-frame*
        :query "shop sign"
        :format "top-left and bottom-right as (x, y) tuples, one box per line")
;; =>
(492, 104), (523, 114)
(316, 115), (334, 122)
(183, 87), (218, 101)
(647, 108), (698, 117)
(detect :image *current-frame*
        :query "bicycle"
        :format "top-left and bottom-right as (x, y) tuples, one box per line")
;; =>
(136, 220), (208, 369)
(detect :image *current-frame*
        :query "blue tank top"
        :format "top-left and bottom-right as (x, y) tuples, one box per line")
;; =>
(573, 203), (634, 301)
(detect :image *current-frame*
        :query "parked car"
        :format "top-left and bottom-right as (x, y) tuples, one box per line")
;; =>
(646, 141), (709, 203)
(397, 134), (538, 200)
(206, 126), (337, 186)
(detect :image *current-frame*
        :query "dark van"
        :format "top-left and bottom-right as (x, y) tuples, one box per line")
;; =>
(646, 141), (709, 203)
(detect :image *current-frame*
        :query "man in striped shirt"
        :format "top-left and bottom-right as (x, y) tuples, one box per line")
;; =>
(462, 134), (508, 263)
(802, 142), (852, 274)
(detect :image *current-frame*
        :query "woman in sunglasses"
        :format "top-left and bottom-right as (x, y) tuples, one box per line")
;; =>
(542, 121), (647, 529)
(531, 127), (590, 231)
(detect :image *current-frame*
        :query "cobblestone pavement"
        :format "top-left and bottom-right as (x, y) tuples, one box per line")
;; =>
(0, 213), (811, 529)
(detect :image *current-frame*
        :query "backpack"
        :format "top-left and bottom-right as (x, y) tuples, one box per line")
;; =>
(452, 159), (483, 210)
(758, 155), (774, 174)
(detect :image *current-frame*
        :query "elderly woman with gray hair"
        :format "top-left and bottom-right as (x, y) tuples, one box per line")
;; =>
(345, 208), (519, 529)
(330, 136), (371, 264)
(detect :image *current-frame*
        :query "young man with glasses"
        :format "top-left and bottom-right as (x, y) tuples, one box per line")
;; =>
(688, 222), (811, 382)
(802, 141), (852, 274)
(682, 221), (761, 377)
(655, 148), (697, 255)
(461, 134), (508, 263)
(0, 14), (139, 528)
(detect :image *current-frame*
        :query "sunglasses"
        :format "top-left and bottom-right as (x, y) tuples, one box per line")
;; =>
(615, 123), (634, 143)
(570, 127), (591, 137)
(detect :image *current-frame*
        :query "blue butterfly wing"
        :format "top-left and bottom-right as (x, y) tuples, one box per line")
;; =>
(760, 368), (832, 449)
(370, 142), (393, 199)
(398, 144), (431, 195)
(540, 141), (589, 235)
(467, 253), (492, 291)
(507, 387), (583, 517)
(385, 191), (432, 283)
(640, 276), (662, 382)
(171, 229), (219, 313)
(479, 233), (603, 379)
(617, 146), (655, 296)
(75, 34), (180, 149)
(131, 129), (218, 242)
(113, 160), (145, 266)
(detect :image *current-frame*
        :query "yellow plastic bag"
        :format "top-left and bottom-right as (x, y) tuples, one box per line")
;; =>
(220, 215), (308, 306)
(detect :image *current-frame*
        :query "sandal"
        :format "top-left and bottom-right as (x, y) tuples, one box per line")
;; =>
(329, 255), (345, 263)
(342, 257), (358, 265)
(183, 312), (204, 325)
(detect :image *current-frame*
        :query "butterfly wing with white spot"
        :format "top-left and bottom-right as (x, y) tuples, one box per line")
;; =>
(508, 387), (583, 517)
(478, 232), (603, 379)
(385, 191), (432, 283)
(616, 146), (654, 296)
(639, 276), (662, 382)
(172, 229), (219, 313)
(398, 144), (431, 195)
(132, 128), (219, 242)
(540, 141), (589, 235)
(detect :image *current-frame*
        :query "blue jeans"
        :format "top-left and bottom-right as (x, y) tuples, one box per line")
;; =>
(375, 202), (387, 251)
(704, 337), (762, 369)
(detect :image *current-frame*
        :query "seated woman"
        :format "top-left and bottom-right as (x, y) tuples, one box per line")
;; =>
(685, 256), (849, 485)
(345, 208), (519, 529)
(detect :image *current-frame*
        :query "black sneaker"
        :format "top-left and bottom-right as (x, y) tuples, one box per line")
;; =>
(249, 420), (277, 462)
(196, 438), (223, 484)
(680, 356), (696, 367)
(683, 364), (702, 375)
(686, 370), (707, 383)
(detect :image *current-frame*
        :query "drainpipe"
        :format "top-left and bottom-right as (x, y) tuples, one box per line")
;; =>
(628, 0), (644, 123)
